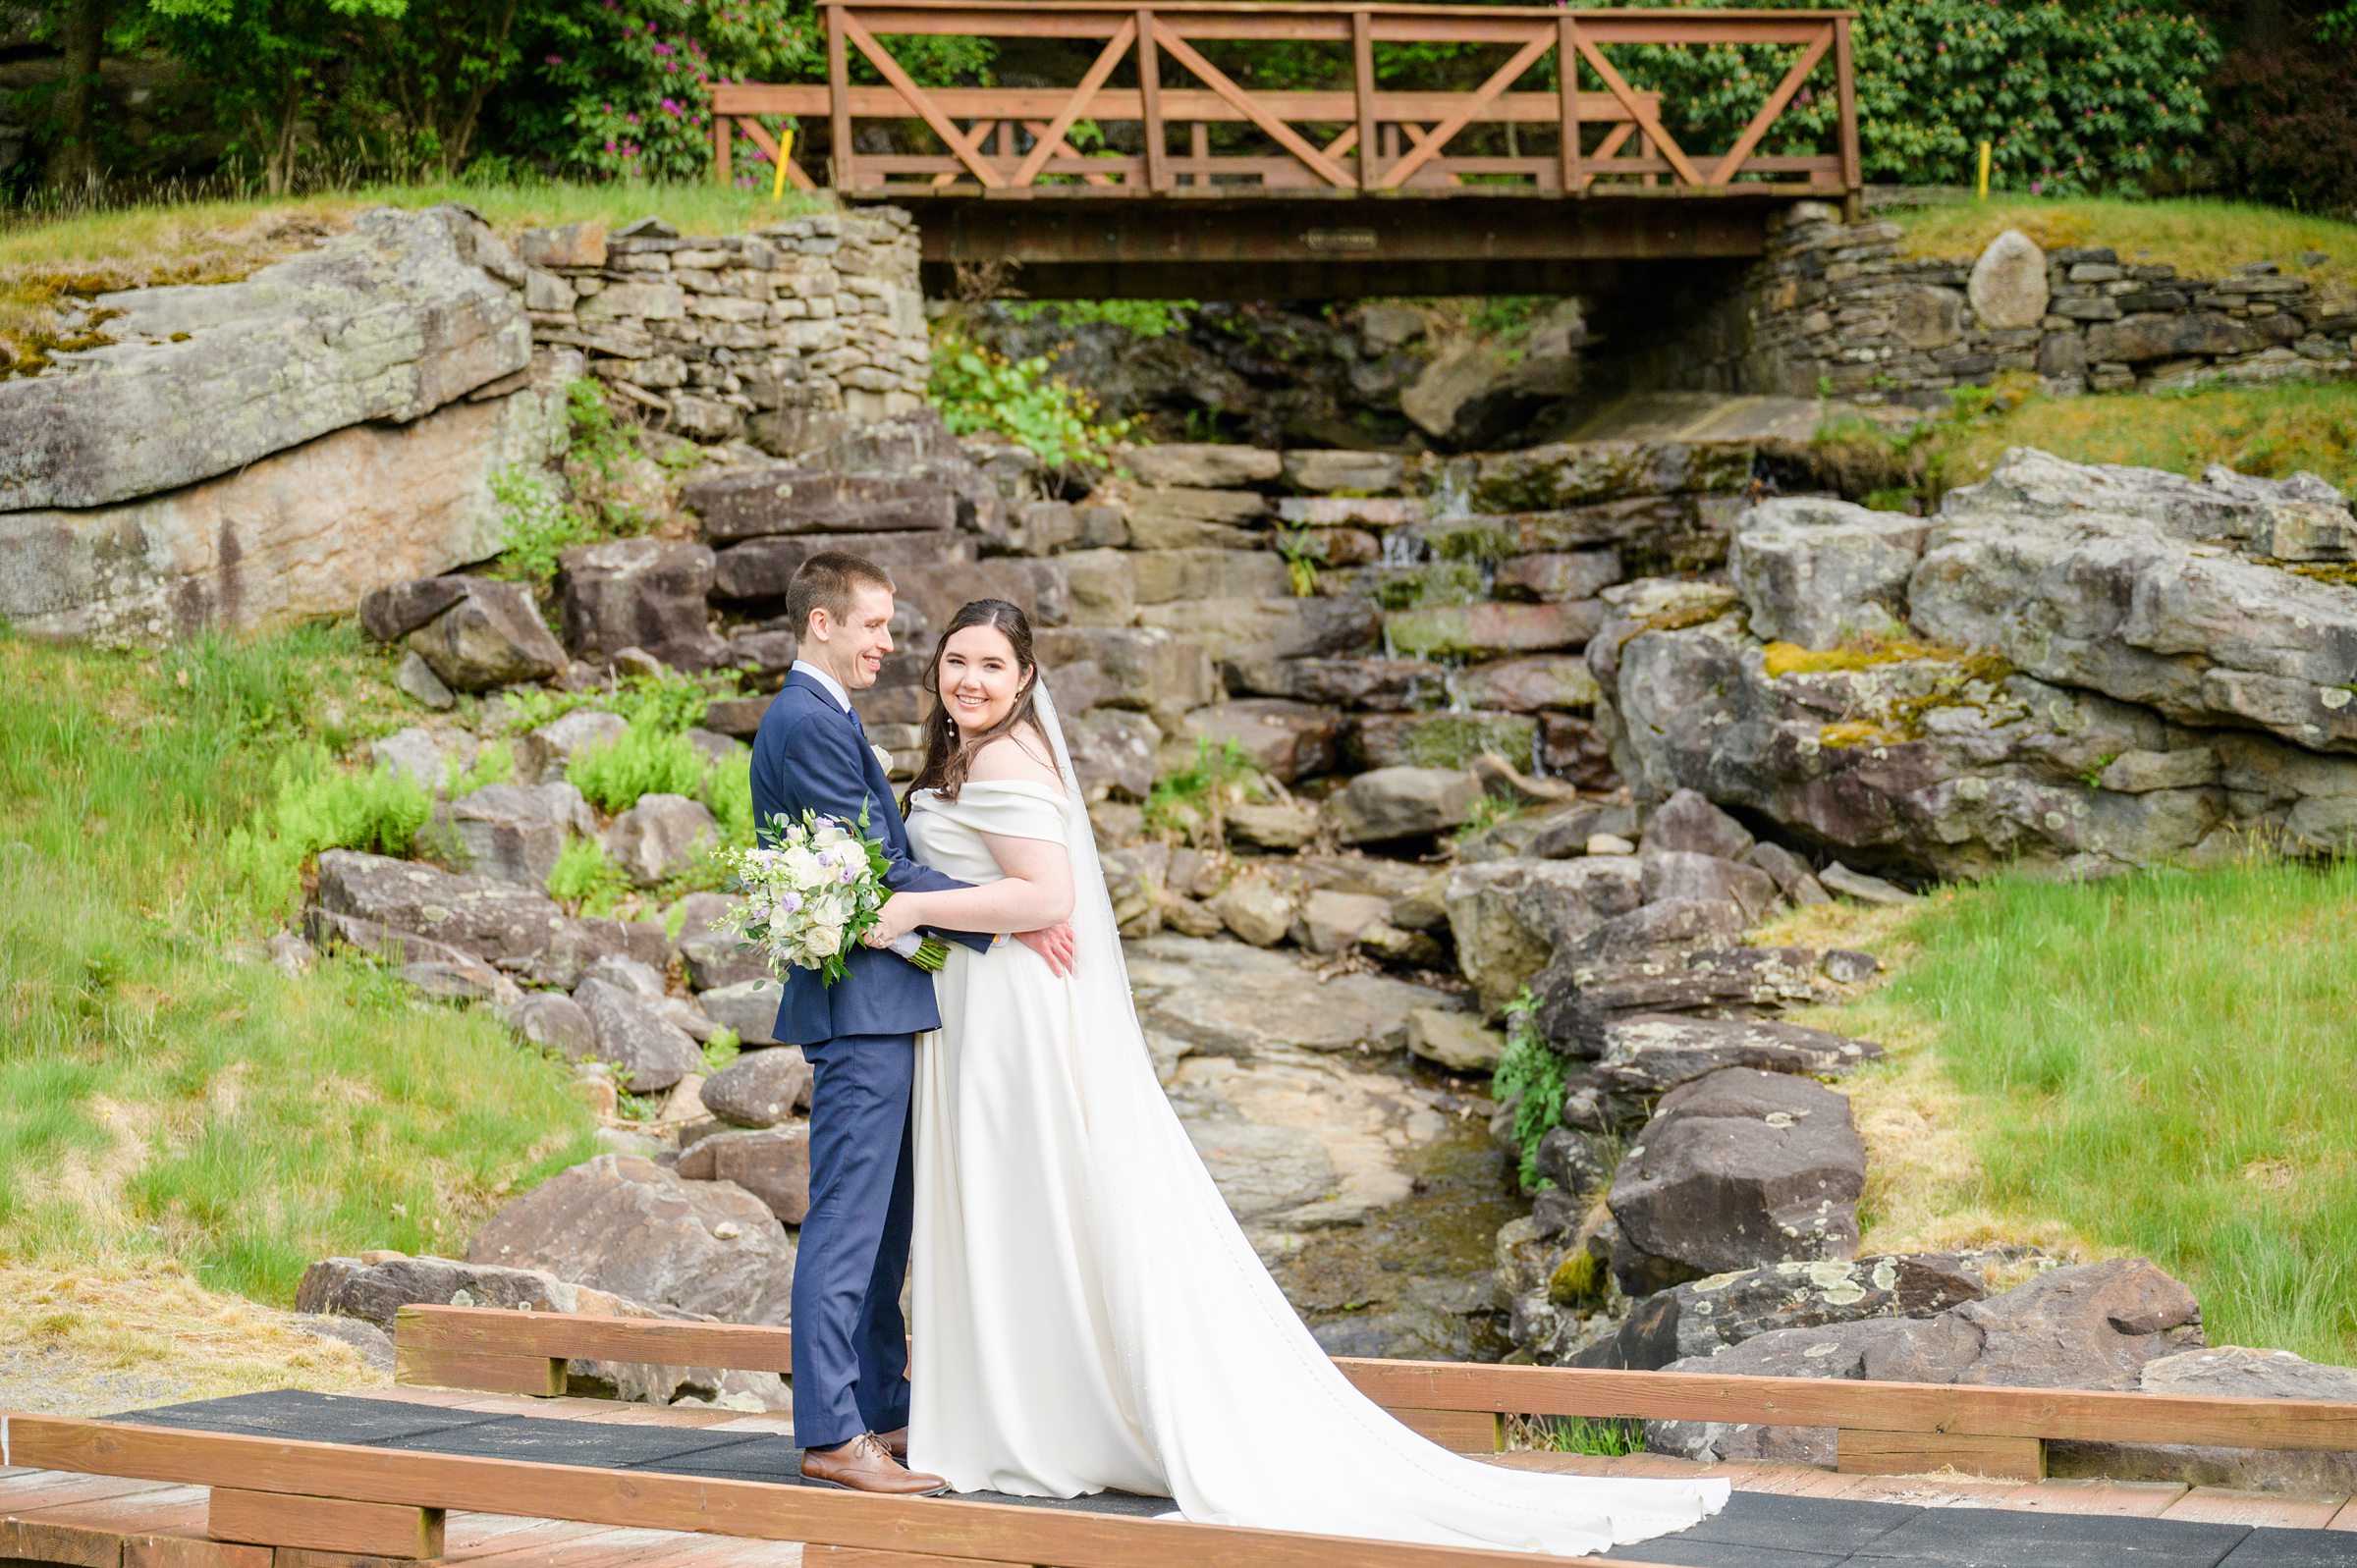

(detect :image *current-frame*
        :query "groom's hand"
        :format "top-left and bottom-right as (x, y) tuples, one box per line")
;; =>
(1014, 922), (1077, 977)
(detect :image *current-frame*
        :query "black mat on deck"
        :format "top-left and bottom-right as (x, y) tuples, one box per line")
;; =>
(99, 1393), (2357, 1562)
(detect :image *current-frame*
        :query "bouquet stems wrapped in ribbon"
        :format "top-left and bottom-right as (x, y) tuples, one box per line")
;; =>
(718, 804), (948, 985)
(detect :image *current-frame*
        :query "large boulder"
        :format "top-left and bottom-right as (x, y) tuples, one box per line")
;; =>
(466, 1154), (796, 1325)
(1646, 1259), (2204, 1466)
(682, 466), (958, 540)
(516, 708), (628, 784)
(1727, 498), (1928, 650)
(1590, 575), (2357, 879)
(695, 978), (786, 1048)
(2053, 1345), (2357, 1492)
(312, 850), (565, 970)
(1124, 442), (1282, 489)
(1640, 788), (1755, 861)
(0, 206), (528, 513)
(0, 370), (566, 647)
(602, 794), (719, 887)
(390, 576), (569, 693)
(1909, 451), (2357, 755)
(295, 1250), (786, 1407)
(1574, 1253), (1995, 1371)
(555, 538), (726, 672)
(700, 1044), (812, 1126)
(676, 1125), (810, 1225)
(417, 782), (595, 888)
(1178, 699), (1342, 784)
(1444, 856), (1644, 1012)
(1608, 1067), (1867, 1295)
(1966, 229), (2050, 330)
(1590, 1014), (1884, 1101)
(1462, 440), (1755, 514)
(1326, 766), (1482, 846)
(1135, 596), (1378, 667)
(572, 977), (702, 1091)
(1124, 934), (1450, 1058)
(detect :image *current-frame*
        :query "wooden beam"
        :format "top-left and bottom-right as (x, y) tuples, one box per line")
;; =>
(1014, 15), (1138, 186)
(1378, 25), (1552, 188)
(842, 10), (1007, 187)
(714, 113), (732, 187)
(6, 1417), (1660, 1568)
(393, 1339), (565, 1398)
(1351, 8), (1377, 192)
(1833, 14), (1860, 191)
(209, 1489), (445, 1560)
(1704, 28), (1829, 187)
(826, 3), (854, 189)
(1148, 18), (1357, 188)
(1557, 15), (1581, 192)
(1570, 33), (1703, 186)
(1837, 1430), (2045, 1483)
(735, 116), (818, 190)
(1136, 7), (1170, 192)
(714, 83), (1657, 128)
(1388, 1408), (1503, 1454)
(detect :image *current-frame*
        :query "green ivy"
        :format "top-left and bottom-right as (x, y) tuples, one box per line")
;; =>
(926, 325), (1131, 472)
(1001, 299), (1197, 340)
(1493, 988), (1567, 1193)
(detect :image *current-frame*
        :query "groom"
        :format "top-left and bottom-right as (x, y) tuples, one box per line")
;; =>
(750, 550), (1074, 1495)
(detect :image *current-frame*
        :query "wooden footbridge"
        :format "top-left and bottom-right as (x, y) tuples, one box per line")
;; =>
(6, 1305), (2357, 1566)
(715, 1), (1862, 297)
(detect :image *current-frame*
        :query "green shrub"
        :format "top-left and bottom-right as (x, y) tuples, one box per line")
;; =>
(1001, 299), (1196, 339)
(491, 465), (596, 583)
(1493, 989), (1566, 1192)
(702, 750), (755, 847)
(501, 665), (741, 741)
(445, 740), (516, 796)
(229, 750), (433, 905)
(928, 324), (1131, 472)
(568, 719), (706, 815)
(1143, 738), (1260, 843)
(546, 837), (631, 915)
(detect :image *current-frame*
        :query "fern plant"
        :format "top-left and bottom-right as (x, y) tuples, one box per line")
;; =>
(1493, 987), (1568, 1192)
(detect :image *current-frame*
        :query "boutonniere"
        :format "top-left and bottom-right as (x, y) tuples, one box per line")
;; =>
(871, 741), (895, 777)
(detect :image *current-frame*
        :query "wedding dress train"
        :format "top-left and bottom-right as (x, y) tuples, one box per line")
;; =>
(903, 692), (1727, 1555)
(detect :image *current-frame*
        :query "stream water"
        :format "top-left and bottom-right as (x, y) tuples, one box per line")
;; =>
(1268, 1079), (1525, 1364)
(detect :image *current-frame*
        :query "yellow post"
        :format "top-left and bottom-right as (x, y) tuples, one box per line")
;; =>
(771, 127), (798, 202)
(1977, 139), (1991, 200)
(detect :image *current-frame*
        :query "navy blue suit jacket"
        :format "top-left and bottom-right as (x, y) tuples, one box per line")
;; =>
(748, 671), (982, 1048)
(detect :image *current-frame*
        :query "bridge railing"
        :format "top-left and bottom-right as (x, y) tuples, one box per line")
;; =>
(713, 1), (1861, 199)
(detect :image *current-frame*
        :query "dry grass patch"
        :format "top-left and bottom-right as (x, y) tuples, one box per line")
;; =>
(1891, 196), (2357, 292)
(0, 1258), (384, 1416)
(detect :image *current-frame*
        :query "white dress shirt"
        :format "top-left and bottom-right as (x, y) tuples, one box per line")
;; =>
(791, 659), (853, 713)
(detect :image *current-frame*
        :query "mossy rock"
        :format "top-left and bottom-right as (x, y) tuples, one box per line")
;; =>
(1353, 711), (1538, 772)
(1370, 561), (1488, 611)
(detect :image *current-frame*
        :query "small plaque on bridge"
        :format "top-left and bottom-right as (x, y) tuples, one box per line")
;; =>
(1302, 228), (1380, 253)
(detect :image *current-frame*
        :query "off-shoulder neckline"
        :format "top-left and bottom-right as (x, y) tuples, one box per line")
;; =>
(914, 779), (1068, 803)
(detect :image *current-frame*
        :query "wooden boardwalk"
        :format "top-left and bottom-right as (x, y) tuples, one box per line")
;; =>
(712, 1), (1866, 296)
(4, 1306), (2353, 1566)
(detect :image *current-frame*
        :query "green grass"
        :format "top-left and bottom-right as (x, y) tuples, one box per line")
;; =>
(0, 625), (600, 1304)
(1818, 378), (2357, 509)
(1891, 196), (2357, 292)
(1874, 859), (2357, 1364)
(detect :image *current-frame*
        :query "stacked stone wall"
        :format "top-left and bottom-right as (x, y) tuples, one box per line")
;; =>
(1735, 199), (2357, 403)
(516, 207), (929, 453)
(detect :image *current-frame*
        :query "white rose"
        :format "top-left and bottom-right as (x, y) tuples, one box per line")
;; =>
(804, 924), (841, 959)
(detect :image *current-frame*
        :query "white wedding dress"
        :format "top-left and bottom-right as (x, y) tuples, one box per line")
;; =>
(903, 689), (1727, 1555)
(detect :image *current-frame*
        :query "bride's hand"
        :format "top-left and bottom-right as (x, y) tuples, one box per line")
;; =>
(865, 892), (922, 949)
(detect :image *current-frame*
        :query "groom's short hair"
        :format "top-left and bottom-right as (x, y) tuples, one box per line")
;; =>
(788, 551), (896, 639)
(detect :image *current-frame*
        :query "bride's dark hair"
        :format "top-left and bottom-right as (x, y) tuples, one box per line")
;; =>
(904, 598), (1050, 806)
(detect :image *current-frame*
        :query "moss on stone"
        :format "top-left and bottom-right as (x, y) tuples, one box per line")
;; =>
(1391, 712), (1538, 771)
(1818, 719), (1905, 749)
(1548, 1250), (1607, 1307)
(1372, 561), (1487, 611)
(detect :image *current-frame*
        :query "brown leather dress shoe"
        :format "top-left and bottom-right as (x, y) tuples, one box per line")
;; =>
(799, 1432), (947, 1496)
(875, 1425), (909, 1462)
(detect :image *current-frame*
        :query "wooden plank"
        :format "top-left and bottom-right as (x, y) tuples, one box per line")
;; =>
(2331, 1494), (2357, 1530)
(826, 2), (854, 189)
(1993, 1478), (2188, 1517)
(715, 83), (1654, 126)
(1332, 1359), (2357, 1452)
(1013, 15), (1137, 186)
(734, 116), (818, 191)
(1148, 19), (1356, 188)
(1350, 9), (1376, 191)
(394, 1341), (563, 1398)
(1136, 7), (1170, 192)
(123, 1535), (273, 1568)
(1836, 1471), (2034, 1507)
(0, 1471), (180, 1510)
(1836, 1429), (2044, 1482)
(2161, 1487), (2347, 1530)
(1378, 26), (1552, 188)
(210, 1488), (445, 1560)
(807, 1549), (1011, 1568)
(1557, 15), (1581, 192)
(5, 1416), (1667, 1568)
(714, 114), (732, 187)
(1704, 27), (1828, 186)
(1833, 14), (1860, 190)
(0, 1510), (135, 1566)
(1387, 1408), (1500, 1453)
(397, 1309), (2357, 1455)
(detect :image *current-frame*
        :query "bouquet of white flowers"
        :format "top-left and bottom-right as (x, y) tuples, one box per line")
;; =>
(717, 805), (947, 985)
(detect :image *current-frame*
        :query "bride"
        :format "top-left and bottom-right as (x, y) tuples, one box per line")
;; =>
(859, 598), (1727, 1555)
